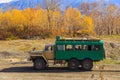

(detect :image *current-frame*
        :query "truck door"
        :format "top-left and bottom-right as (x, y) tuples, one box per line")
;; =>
(44, 45), (54, 60)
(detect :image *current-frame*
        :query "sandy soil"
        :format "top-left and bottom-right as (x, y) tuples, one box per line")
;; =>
(0, 62), (120, 80)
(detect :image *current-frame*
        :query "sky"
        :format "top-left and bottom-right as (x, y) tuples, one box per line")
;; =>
(0, 0), (120, 4)
(0, 0), (15, 3)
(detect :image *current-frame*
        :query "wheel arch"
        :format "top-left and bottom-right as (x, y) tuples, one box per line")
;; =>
(32, 56), (48, 64)
(69, 57), (79, 61)
(82, 58), (93, 61)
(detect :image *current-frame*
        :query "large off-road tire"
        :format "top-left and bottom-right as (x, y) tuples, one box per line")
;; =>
(68, 59), (79, 70)
(81, 59), (93, 71)
(33, 58), (46, 70)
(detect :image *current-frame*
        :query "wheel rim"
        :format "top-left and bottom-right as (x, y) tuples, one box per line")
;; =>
(84, 62), (91, 69)
(72, 63), (76, 66)
(35, 62), (42, 69)
(82, 59), (93, 70)
(34, 59), (45, 70)
(68, 59), (79, 69)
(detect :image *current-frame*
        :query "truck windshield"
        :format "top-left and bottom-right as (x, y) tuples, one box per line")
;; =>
(44, 45), (54, 51)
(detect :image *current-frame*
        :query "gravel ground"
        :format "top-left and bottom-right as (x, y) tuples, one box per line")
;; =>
(0, 62), (120, 80)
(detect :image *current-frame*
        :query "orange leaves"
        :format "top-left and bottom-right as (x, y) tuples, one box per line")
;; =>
(107, 5), (117, 14)
(3, 11), (12, 26)
(83, 16), (94, 33)
(64, 7), (81, 23)
(11, 9), (25, 26)
(0, 10), (3, 26)
(63, 7), (94, 36)
(0, 7), (95, 39)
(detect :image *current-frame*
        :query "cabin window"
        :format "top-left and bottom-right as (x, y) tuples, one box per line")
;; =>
(66, 45), (73, 50)
(75, 45), (82, 50)
(88, 45), (92, 51)
(57, 45), (65, 51)
(93, 45), (100, 51)
(83, 45), (92, 51)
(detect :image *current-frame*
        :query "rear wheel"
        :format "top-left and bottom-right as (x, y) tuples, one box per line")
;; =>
(81, 59), (93, 71)
(68, 59), (79, 70)
(33, 58), (46, 70)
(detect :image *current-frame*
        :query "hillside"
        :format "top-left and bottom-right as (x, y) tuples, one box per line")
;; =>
(0, 0), (80, 10)
(0, 0), (119, 10)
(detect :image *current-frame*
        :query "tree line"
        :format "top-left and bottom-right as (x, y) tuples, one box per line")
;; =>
(79, 2), (120, 35)
(0, 7), (94, 39)
(0, 1), (120, 40)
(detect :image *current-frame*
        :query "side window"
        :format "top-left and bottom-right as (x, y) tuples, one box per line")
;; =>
(88, 45), (92, 51)
(75, 45), (82, 50)
(45, 46), (53, 51)
(48, 46), (52, 51)
(57, 45), (65, 51)
(83, 45), (88, 50)
(83, 45), (92, 51)
(93, 45), (100, 51)
(66, 45), (73, 50)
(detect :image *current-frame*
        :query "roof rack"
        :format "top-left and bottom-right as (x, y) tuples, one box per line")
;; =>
(56, 36), (100, 41)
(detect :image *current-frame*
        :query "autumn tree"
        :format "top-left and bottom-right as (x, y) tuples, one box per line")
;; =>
(92, 4), (120, 35)
(44, 0), (61, 37)
(0, 1), (97, 40)
(63, 7), (94, 37)
(63, 7), (81, 36)
(0, 10), (4, 39)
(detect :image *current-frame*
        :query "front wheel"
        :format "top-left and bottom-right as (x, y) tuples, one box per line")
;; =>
(33, 58), (46, 70)
(81, 59), (93, 71)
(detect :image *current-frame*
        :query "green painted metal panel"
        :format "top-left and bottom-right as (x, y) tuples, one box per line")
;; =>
(55, 36), (105, 61)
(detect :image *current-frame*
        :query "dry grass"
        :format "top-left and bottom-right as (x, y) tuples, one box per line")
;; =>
(0, 39), (55, 61)
(0, 39), (54, 52)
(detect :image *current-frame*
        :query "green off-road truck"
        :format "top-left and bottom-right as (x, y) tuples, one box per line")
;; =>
(28, 36), (105, 70)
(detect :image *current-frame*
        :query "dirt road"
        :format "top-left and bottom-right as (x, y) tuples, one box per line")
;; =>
(0, 62), (120, 80)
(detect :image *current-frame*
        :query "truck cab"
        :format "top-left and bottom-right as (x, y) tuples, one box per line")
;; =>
(29, 44), (55, 69)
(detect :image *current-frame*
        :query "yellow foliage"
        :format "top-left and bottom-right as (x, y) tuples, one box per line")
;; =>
(63, 7), (94, 36)
(107, 5), (116, 13)
(18, 24), (24, 31)
(11, 9), (25, 26)
(0, 10), (2, 23)
(0, 7), (95, 39)
(83, 16), (94, 33)
(64, 7), (81, 23)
